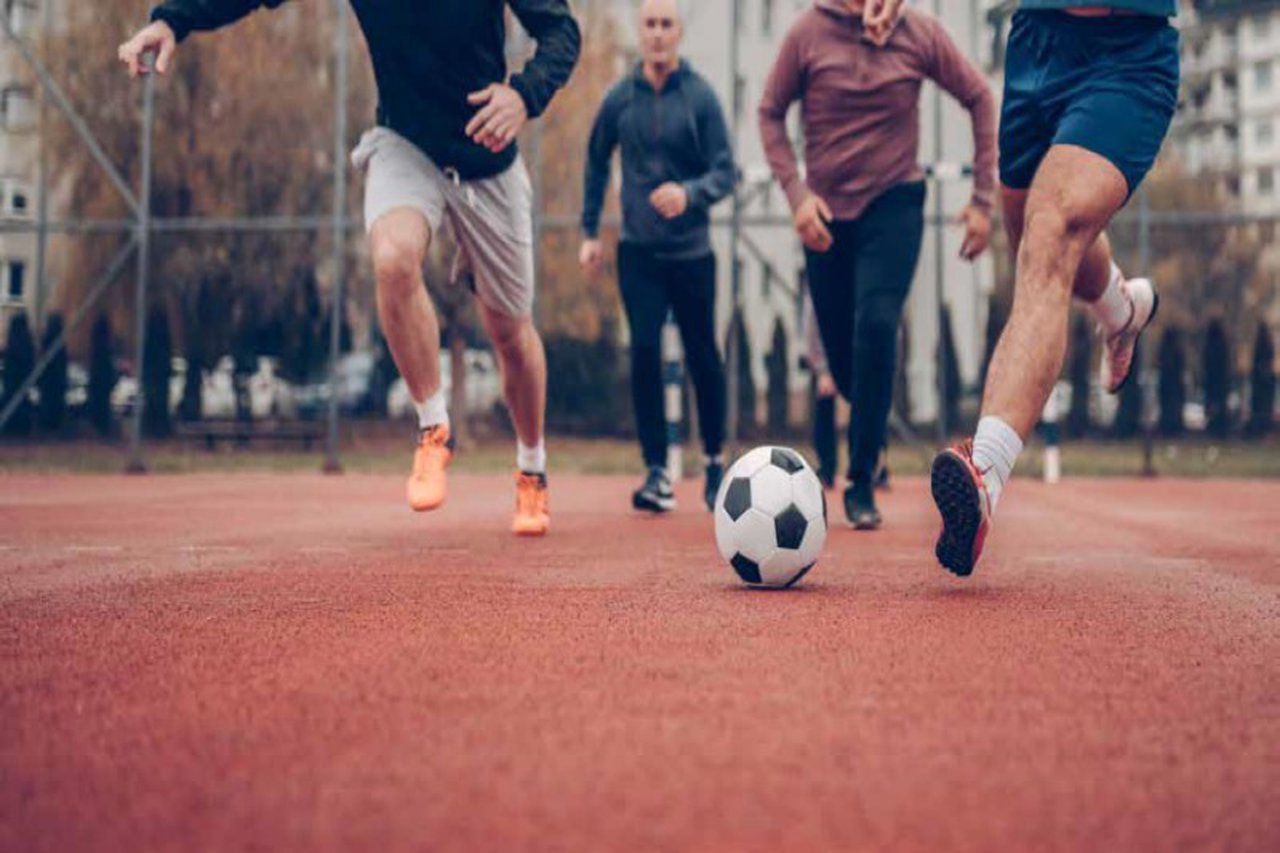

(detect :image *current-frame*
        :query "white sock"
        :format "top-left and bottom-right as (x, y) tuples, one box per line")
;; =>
(972, 416), (1023, 512)
(1086, 263), (1132, 336)
(413, 389), (449, 432)
(517, 439), (546, 475)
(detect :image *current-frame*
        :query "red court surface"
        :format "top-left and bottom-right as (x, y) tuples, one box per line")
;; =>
(2, 472), (1277, 851)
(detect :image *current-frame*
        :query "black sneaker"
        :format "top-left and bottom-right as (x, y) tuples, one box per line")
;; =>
(633, 466), (676, 513)
(843, 479), (882, 530)
(703, 459), (724, 511)
(874, 461), (891, 491)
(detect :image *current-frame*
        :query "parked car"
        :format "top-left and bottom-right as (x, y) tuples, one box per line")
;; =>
(295, 351), (384, 420)
(112, 356), (296, 420)
(387, 348), (502, 420)
(201, 356), (297, 420)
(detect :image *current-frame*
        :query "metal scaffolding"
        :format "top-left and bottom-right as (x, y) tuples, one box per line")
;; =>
(0, 0), (357, 472)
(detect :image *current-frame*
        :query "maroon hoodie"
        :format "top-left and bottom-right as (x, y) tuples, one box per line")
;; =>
(758, 0), (996, 220)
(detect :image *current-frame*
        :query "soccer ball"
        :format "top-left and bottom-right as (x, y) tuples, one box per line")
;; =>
(713, 446), (827, 588)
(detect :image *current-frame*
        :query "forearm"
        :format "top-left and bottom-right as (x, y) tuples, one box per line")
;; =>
(150, 0), (285, 41)
(966, 90), (997, 214)
(508, 1), (581, 118)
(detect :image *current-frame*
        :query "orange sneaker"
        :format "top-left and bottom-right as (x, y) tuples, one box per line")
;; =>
(512, 471), (550, 537)
(407, 425), (454, 512)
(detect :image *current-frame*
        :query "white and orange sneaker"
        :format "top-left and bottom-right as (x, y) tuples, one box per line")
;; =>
(930, 440), (993, 578)
(512, 471), (550, 537)
(1101, 277), (1159, 394)
(407, 424), (454, 512)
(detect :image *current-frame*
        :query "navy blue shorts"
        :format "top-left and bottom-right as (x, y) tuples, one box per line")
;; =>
(999, 10), (1180, 196)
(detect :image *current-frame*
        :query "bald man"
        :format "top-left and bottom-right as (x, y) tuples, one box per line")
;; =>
(580, 0), (736, 514)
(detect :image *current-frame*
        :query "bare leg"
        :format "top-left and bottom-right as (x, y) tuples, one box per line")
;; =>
(983, 145), (1128, 438)
(479, 304), (546, 450)
(369, 209), (442, 402)
(1001, 186), (1115, 306)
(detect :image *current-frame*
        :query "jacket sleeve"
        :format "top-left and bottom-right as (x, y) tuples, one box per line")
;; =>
(758, 22), (808, 213)
(150, 0), (287, 42)
(920, 15), (997, 214)
(581, 86), (622, 239)
(682, 81), (737, 213)
(507, 0), (582, 119)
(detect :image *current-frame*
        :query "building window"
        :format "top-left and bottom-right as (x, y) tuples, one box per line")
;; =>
(1259, 167), (1275, 195)
(1258, 119), (1275, 147)
(3, 180), (32, 218)
(1253, 13), (1271, 40)
(5, 260), (25, 303)
(1255, 61), (1273, 93)
(761, 0), (774, 36)
(0, 86), (36, 132)
(5, 0), (39, 39)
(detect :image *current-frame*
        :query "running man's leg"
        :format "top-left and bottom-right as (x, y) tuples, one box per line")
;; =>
(803, 223), (857, 401)
(666, 251), (727, 509)
(371, 210), (443, 409)
(845, 182), (924, 528)
(356, 125), (453, 512)
(618, 242), (673, 472)
(985, 146), (1127, 440)
(478, 304), (547, 465)
(1004, 188), (1144, 361)
(848, 182), (923, 483)
(667, 253), (725, 461)
(812, 382), (837, 489)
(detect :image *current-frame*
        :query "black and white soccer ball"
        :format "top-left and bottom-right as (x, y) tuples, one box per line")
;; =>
(713, 446), (827, 588)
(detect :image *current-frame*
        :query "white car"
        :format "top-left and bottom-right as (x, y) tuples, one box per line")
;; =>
(387, 349), (502, 420)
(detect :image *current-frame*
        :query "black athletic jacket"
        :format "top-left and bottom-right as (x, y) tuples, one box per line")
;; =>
(150, 0), (581, 180)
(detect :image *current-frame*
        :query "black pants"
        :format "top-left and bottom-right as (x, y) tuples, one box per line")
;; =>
(812, 385), (837, 485)
(804, 181), (924, 484)
(618, 242), (726, 469)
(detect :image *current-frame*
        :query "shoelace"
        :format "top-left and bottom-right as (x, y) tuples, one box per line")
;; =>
(516, 475), (545, 514)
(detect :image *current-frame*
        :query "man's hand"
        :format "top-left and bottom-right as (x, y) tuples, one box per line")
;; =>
(649, 183), (688, 220)
(816, 371), (837, 398)
(579, 239), (605, 275)
(118, 21), (177, 78)
(466, 83), (529, 153)
(863, 0), (906, 47)
(794, 193), (834, 253)
(957, 204), (992, 261)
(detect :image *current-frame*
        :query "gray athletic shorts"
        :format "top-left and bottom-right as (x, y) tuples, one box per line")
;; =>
(352, 127), (535, 318)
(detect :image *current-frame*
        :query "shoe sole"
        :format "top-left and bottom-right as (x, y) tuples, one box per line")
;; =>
(513, 523), (549, 537)
(851, 515), (882, 531)
(930, 451), (984, 577)
(633, 493), (676, 513)
(1110, 286), (1160, 394)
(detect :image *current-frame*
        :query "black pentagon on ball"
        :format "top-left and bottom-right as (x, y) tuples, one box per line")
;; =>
(770, 447), (805, 474)
(775, 504), (809, 550)
(722, 477), (752, 521)
(730, 553), (763, 585)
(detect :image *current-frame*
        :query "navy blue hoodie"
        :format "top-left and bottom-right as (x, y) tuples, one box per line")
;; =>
(151, 0), (581, 180)
(581, 61), (736, 259)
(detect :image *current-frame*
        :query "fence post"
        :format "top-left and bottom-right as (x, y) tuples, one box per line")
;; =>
(323, 0), (349, 475)
(125, 56), (156, 474)
(1137, 188), (1156, 478)
(662, 313), (684, 479)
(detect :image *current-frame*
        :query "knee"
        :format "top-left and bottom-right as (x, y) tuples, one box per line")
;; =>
(629, 341), (661, 367)
(1019, 206), (1095, 282)
(490, 315), (535, 362)
(371, 231), (425, 300)
(855, 312), (901, 354)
